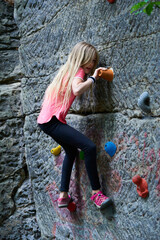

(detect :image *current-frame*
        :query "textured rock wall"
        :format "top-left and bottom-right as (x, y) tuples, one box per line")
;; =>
(1, 0), (160, 239)
(0, 1), (41, 239)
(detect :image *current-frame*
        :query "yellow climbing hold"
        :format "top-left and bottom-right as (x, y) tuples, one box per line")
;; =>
(51, 145), (61, 156)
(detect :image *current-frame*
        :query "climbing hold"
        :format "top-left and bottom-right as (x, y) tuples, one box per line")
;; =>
(138, 92), (151, 114)
(79, 150), (84, 160)
(104, 141), (117, 157)
(67, 201), (76, 212)
(98, 68), (114, 82)
(51, 145), (61, 156)
(107, 0), (116, 3)
(132, 175), (149, 198)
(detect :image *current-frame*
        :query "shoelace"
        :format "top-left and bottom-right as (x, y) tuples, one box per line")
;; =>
(57, 195), (71, 203)
(94, 193), (108, 205)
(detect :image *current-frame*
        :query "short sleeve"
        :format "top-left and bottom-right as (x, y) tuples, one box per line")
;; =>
(74, 67), (85, 80)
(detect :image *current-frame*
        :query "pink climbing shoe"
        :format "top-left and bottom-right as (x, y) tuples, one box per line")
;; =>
(58, 195), (71, 208)
(91, 191), (112, 210)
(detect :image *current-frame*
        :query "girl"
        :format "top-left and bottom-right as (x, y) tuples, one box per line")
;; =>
(37, 42), (112, 210)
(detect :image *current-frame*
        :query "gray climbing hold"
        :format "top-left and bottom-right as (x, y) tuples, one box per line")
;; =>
(138, 92), (151, 113)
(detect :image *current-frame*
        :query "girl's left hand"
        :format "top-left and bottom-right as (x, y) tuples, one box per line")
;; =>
(92, 67), (109, 80)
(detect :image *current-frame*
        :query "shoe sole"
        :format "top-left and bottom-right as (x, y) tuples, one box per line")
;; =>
(100, 198), (113, 210)
(93, 198), (112, 209)
(58, 204), (68, 208)
(58, 200), (72, 208)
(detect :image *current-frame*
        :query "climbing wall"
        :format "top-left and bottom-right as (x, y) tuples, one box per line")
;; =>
(24, 112), (159, 239)
(11, 0), (160, 239)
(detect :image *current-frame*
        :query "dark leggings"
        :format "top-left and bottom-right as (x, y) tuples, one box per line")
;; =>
(38, 116), (101, 192)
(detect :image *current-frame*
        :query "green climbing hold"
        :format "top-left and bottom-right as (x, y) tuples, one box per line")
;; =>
(79, 151), (84, 160)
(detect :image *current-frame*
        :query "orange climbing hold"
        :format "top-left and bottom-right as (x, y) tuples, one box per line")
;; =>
(132, 175), (149, 198)
(98, 68), (114, 82)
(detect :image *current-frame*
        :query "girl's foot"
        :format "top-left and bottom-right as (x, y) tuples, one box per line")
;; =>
(90, 191), (112, 210)
(58, 195), (71, 208)
(59, 191), (68, 199)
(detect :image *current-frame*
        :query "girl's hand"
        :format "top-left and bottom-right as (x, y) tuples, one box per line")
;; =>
(91, 67), (109, 80)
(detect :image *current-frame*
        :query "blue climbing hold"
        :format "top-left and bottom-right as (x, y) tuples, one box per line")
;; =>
(104, 141), (117, 157)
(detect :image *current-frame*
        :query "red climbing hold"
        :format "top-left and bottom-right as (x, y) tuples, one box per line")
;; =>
(132, 175), (149, 198)
(107, 0), (116, 3)
(67, 201), (76, 212)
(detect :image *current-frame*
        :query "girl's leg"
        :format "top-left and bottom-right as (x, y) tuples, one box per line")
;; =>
(39, 118), (78, 193)
(39, 117), (101, 192)
(39, 117), (113, 209)
(48, 119), (101, 191)
(60, 145), (78, 192)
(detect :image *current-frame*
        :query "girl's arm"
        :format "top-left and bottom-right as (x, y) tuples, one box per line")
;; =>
(72, 67), (107, 96)
(72, 77), (93, 96)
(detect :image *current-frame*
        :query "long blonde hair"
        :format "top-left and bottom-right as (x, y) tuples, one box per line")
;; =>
(44, 42), (99, 110)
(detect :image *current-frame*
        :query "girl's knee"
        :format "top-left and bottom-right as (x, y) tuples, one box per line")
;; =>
(87, 142), (96, 154)
(65, 146), (78, 158)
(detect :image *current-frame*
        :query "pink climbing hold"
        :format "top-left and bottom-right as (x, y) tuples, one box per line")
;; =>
(132, 175), (149, 198)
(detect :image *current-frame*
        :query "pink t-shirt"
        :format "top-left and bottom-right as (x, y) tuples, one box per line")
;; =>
(37, 67), (85, 124)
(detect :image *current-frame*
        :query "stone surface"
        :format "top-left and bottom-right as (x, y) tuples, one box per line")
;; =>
(1, 0), (160, 239)
(0, 83), (22, 119)
(0, 179), (41, 240)
(0, 0), (20, 83)
(24, 113), (160, 240)
(20, 33), (160, 117)
(0, 1), (40, 239)
(15, 0), (160, 116)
